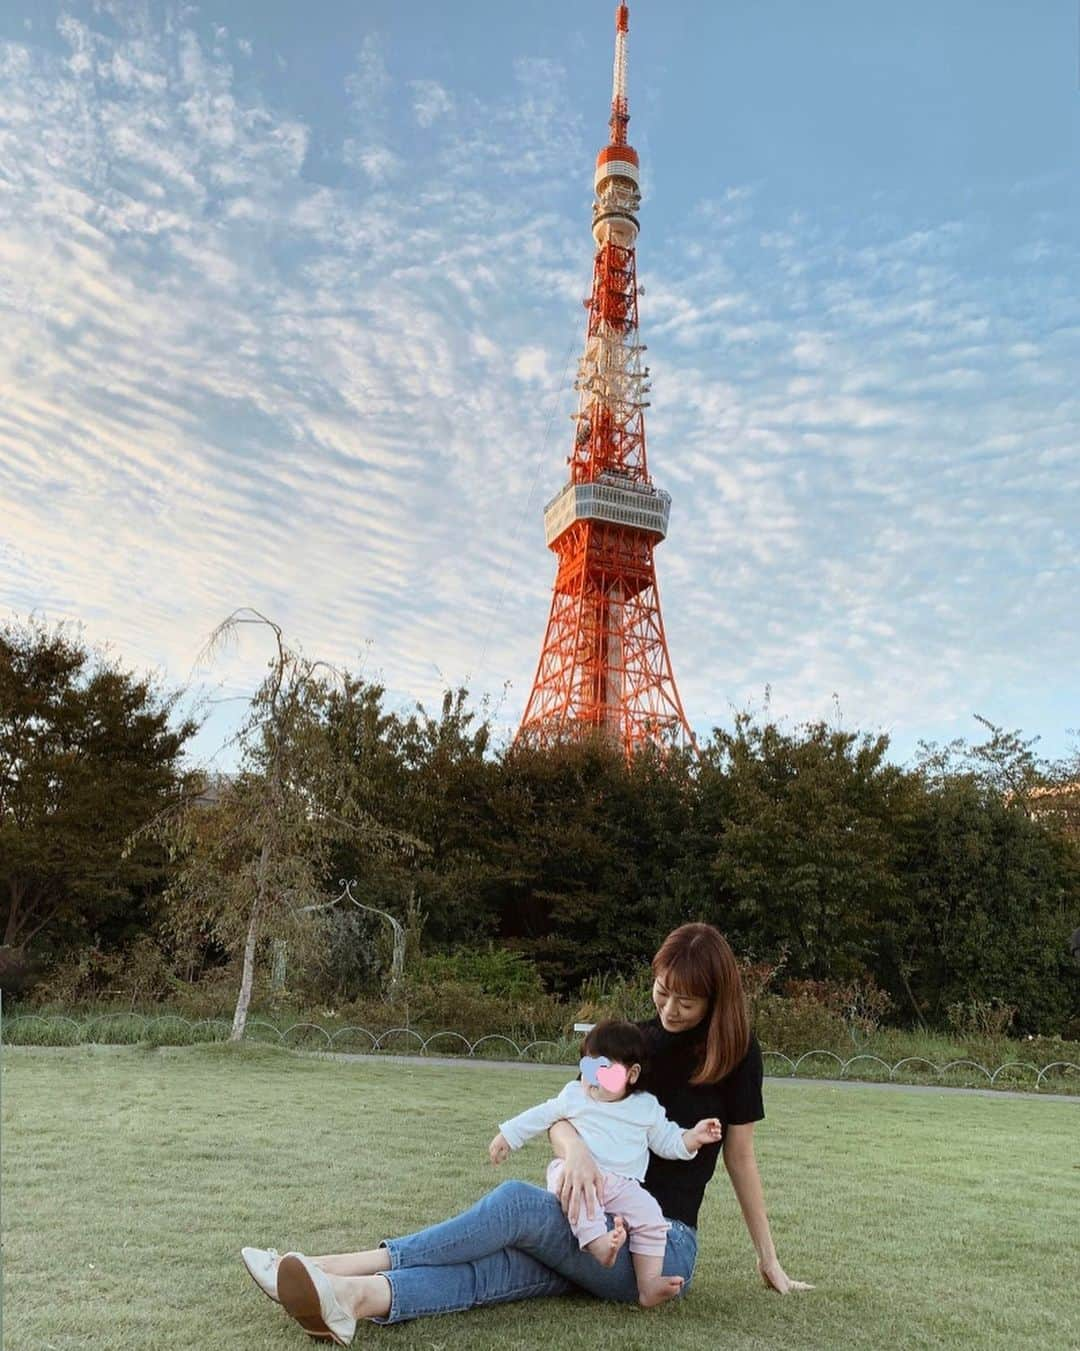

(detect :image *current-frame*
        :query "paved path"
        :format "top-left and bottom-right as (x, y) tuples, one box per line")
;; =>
(304, 1049), (1080, 1104)
(10, 1043), (1077, 1104)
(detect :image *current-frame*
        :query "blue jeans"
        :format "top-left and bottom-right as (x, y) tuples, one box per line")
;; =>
(377, 1180), (698, 1324)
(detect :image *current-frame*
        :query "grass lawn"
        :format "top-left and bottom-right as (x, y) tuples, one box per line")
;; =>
(3, 1045), (1078, 1350)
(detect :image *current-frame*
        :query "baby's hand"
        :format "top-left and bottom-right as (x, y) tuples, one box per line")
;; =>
(689, 1118), (723, 1148)
(488, 1132), (512, 1165)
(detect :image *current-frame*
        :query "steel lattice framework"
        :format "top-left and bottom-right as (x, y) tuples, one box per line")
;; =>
(518, 2), (694, 756)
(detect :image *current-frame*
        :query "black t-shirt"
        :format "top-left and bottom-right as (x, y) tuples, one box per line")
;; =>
(637, 1016), (765, 1229)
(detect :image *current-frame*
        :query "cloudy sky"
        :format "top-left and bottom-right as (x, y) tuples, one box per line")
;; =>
(1, 0), (1077, 769)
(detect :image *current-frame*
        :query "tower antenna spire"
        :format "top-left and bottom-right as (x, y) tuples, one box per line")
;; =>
(610, 3), (630, 146)
(517, 3), (694, 756)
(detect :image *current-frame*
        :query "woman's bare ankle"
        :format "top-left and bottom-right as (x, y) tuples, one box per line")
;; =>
(311, 1248), (391, 1277)
(332, 1273), (392, 1321)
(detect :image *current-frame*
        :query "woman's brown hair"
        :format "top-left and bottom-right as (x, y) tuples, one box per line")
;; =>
(652, 923), (749, 1084)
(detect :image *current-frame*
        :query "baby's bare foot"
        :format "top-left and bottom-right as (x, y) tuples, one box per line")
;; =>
(584, 1215), (627, 1268)
(638, 1275), (684, 1308)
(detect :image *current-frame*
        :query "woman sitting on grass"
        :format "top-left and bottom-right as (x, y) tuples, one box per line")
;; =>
(241, 923), (812, 1345)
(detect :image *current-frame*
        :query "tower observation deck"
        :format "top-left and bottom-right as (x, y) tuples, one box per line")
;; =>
(517, 2), (694, 756)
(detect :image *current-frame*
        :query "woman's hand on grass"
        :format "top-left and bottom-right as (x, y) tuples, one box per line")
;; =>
(488, 1133), (511, 1165)
(554, 1141), (604, 1224)
(757, 1257), (815, 1294)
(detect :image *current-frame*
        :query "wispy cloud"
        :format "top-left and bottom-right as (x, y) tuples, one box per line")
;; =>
(639, 198), (1080, 749)
(411, 79), (453, 129)
(0, 6), (1077, 765)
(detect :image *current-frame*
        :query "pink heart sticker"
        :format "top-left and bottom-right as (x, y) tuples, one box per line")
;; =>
(579, 1055), (610, 1086)
(595, 1062), (628, 1094)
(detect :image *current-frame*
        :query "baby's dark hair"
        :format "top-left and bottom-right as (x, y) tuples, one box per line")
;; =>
(580, 1019), (648, 1094)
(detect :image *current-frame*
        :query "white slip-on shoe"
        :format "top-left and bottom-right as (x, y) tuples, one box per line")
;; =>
(241, 1246), (281, 1303)
(277, 1252), (357, 1347)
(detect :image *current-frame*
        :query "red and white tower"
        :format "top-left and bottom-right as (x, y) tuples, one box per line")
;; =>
(518, 2), (693, 756)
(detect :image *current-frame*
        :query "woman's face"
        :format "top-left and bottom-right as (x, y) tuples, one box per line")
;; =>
(652, 969), (709, 1032)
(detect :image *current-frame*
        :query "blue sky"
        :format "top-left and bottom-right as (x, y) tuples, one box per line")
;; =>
(1, 1), (1077, 769)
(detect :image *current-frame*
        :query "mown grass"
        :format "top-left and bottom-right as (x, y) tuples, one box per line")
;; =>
(3, 1044), (1079, 1350)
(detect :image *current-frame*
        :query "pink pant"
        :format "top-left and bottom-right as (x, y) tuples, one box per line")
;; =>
(546, 1158), (669, 1257)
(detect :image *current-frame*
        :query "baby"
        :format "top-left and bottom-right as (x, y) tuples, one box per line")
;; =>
(489, 1019), (721, 1308)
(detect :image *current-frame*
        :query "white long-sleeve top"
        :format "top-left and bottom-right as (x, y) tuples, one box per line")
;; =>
(498, 1080), (696, 1182)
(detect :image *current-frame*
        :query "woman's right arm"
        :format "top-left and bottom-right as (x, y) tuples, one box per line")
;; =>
(548, 1120), (604, 1224)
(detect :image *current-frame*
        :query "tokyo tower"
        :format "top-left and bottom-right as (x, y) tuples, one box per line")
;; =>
(517, 2), (694, 756)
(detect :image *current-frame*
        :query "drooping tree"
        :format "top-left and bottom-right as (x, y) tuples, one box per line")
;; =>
(160, 612), (418, 1038)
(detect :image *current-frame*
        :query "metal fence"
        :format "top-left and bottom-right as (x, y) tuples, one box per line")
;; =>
(5, 1013), (1079, 1092)
(1, 1013), (563, 1060)
(760, 1049), (1080, 1090)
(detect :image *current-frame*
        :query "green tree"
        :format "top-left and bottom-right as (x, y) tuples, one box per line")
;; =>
(486, 738), (694, 989)
(312, 682), (485, 974)
(888, 767), (1080, 1032)
(386, 687), (502, 949)
(915, 715), (1050, 801)
(703, 714), (907, 978)
(0, 618), (196, 990)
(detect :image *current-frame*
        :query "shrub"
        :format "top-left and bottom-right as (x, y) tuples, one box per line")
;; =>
(28, 946), (120, 1006)
(574, 969), (655, 1025)
(781, 975), (892, 1041)
(0, 946), (40, 997)
(405, 980), (566, 1043)
(1013, 1031), (1080, 1063)
(166, 964), (248, 1020)
(408, 947), (546, 1000)
(841, 976), (893, 1037)
(946, 997), (1017, 1041)
(753, 991), (848, 1053)
(28, 937), (183, 1009)
(331, 978), (569, 1045)
(739, 954), (788, 1005)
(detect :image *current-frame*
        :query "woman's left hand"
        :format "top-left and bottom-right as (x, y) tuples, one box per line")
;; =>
(757, 1257), (815, 1293)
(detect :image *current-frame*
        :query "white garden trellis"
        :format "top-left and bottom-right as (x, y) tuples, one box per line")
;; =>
(296, 877), (408, 998)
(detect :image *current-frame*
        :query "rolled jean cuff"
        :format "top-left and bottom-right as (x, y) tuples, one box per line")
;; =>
(369, 1270), (399, 1326)
(378, 1238), (403, 1271)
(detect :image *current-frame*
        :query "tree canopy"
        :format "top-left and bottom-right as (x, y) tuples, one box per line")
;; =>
(0, 618), (197, 987)
(4, 614), (1077, 1035)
